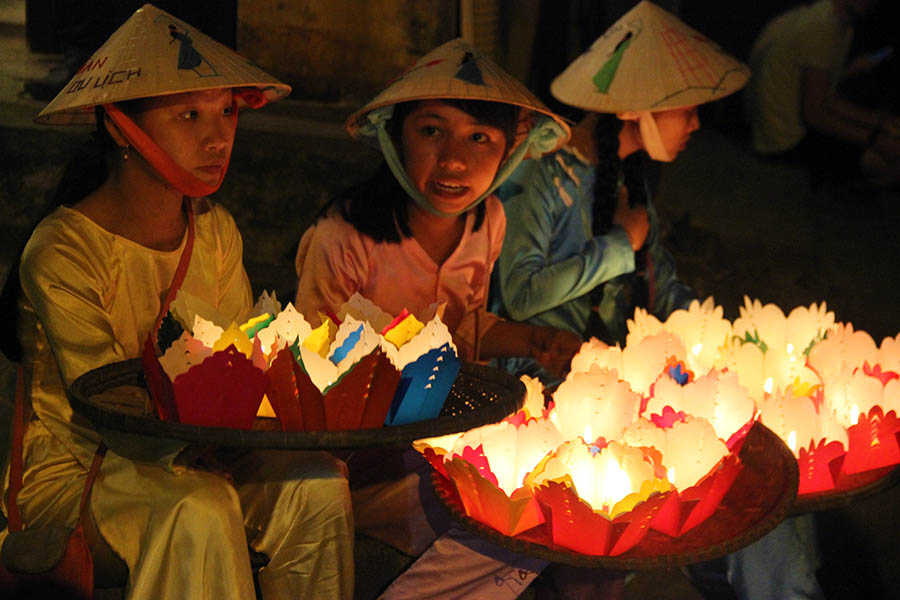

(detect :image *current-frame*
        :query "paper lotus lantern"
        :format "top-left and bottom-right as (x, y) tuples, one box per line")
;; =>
(418, 417), (566, 536)
(267, 314), (400, 431)
(792, 323), (900, 485)
(622, 331), (687, 397)
(808, 324), (900, 425)
(724, 298), (830, 402)
(551, 365), (640, 444)
(568, 338), (624, 377)
(151, 310), (274, 429)
(530, 440), (670, 555)
(654, 298), (732, 376)
(532, 440), (665, 517)
(645, 369), (755, 444)
(622, 415), (730, 491)
(449, 419), (566, 496)
(758, 385), (848, 457)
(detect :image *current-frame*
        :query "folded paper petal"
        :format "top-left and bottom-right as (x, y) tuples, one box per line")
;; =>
(677, 453), (742, 534)
(293, 359), (327, 431)
(843, 406), (900, 474)
(172, 345), (266, 429)
(265, 346), (304, 431)
(444, 457), (544, 536)
(386, 343), (460, 425)
(797, 439), (845, 495)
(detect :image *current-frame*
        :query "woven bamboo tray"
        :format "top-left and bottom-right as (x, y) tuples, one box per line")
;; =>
(68, 358), (524, 449)
(431, 422), (798, 569)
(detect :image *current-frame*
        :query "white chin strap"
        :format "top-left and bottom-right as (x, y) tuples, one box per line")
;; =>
(360, 104), (566, 217)
(617, 110), (673, 162)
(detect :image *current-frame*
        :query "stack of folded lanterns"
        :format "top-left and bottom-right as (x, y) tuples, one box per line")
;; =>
(144, 292), (461, 431)
(415, 297), (900, 556)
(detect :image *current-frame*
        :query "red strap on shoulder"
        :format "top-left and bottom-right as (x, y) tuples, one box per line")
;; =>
(150, 201), (196, 344)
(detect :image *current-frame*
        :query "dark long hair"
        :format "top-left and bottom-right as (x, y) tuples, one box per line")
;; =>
(0, 102), (143, 361)
(591, 114), (648, 236)
(589, 113), (651, 318)
(332, 98), (520, 243)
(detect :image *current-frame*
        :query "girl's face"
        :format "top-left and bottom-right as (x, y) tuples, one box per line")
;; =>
(133, 88), (236, 186)
(653, 106), (700, 159)
(401, 100), (507, 215)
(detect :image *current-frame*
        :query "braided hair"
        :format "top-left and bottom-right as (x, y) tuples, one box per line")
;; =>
(589, 113), (650, 326)
(591, 114), (648, 235)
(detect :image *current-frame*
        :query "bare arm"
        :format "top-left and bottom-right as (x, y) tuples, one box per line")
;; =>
(479, 320), (583, 377)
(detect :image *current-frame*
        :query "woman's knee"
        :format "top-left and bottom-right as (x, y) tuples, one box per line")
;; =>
(171, 471), (244, 533)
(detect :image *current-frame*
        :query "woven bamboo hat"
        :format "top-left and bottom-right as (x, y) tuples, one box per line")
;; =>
(345, 38), (569, 150)
(36, 3), (291, 125)
(551, 1), (749, 113)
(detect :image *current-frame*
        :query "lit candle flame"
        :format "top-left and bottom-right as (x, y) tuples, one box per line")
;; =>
(572, 459), (594, 505)
(786, 343), (794, 355)
(583, 425), (593, 444)
(667, 466), (676, 485)
(787, 430), (796, 452)
(764, 377), (773, 394)
(851, 404), (860, 426)
(602, 455), (631, 509)
(692, 343), (702, 356)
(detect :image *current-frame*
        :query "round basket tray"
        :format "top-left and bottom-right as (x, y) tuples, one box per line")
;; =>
(431, 422), (798, 570)
(68, 358), (524, 449)
(792, 464), (900, 514)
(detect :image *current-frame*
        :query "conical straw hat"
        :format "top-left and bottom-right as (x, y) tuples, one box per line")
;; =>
(36, 3), (291, 125)
(551, 1), (749, 113)
(346, 38), (569, 150)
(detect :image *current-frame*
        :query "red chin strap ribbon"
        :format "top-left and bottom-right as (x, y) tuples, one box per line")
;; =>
(102, 88), (267, 197)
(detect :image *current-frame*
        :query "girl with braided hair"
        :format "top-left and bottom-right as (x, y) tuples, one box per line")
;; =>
(492, 1), (745, 384)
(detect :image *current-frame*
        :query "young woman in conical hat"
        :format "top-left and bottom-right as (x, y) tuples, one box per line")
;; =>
(293, 38), (583, 599)
(1, 5), (353, 599)
(295, 37), (581, 375)
(494, 0), (749, 376)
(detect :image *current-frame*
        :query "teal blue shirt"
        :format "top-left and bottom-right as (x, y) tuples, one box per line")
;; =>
(491, 146), (694, 381)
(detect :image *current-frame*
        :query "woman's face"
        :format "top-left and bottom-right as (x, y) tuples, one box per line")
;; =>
(653, 106), (700, 159)
(401, 100), (507, 215)
(133, 88), (236, 186)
